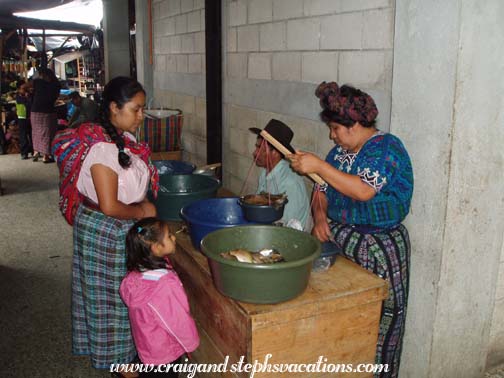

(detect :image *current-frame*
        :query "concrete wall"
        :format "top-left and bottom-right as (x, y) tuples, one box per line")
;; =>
(135, 0), (154, 99)
(223, 0), (395, 195)
(489, 244), (504, 368)
(392, 0), (504, 376)
(102, 0), (131, 81)
(141, 0), (504, 375)
(147, 0), (394, 186)
(150, 0), (207, 166)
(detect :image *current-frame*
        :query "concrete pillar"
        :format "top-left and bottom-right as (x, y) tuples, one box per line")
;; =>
(392, 1), (504, 377)
(102, 0), (130, 81)
(134, 0), (153, 99)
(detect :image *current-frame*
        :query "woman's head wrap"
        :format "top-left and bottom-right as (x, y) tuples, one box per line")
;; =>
(315, 81), (378, 125)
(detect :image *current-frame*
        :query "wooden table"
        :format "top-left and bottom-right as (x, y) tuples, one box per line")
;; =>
(169, 222), (388, 377)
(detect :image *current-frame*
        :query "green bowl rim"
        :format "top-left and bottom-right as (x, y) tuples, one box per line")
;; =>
(157, 174), (221, 196)
(200, 225), (321, 270)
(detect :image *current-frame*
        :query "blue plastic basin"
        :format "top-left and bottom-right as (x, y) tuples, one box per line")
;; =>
(153, 160), (195, 175)
(180, 197), (255, 250)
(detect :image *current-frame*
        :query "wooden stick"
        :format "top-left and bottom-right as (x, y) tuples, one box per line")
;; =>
(148, 0), (153, 65)
(260, 130), (326, 185)
(197, 163), (222, 170)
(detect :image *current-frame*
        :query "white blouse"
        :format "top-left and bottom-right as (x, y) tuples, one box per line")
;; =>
(77, 133), (150, 205)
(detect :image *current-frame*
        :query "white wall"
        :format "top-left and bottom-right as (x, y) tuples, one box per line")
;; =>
(151, 0), (207, 166)
(143, 1), (504, 375)
(135, 0), (154, 99)
(102, 0), (131, 80)
(148, 0), (395, 190)
(489, 244), (504, 368)
(223, 0), (395, 195)
(392, 1), (504, 376)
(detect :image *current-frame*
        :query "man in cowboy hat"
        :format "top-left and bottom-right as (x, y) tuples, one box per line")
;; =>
(249, 119), (312, 231)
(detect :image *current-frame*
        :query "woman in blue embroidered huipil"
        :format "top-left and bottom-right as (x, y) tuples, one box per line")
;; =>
(289, 82), (413, 378)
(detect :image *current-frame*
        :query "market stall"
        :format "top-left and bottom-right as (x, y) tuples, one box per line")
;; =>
(167, 216), (388, 378)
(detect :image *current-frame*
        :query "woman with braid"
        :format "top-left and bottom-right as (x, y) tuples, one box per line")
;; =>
(52, 77), (159, 377)
(288, 82), (413, 378)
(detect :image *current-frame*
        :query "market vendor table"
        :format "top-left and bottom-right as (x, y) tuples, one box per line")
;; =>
(169, 220), (388, 378)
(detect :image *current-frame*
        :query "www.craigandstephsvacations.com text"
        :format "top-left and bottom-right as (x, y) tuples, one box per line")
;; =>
(110, 354), (389, 377)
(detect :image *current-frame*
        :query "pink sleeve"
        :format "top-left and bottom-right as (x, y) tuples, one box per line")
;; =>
(76, 143), (120, 203)
(77, 142), (150, 204)
(84, 142), (121, 173)
(148, 275), (200, 353)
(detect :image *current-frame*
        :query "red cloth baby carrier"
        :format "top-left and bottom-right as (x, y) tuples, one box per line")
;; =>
(52, 123), (159, 225)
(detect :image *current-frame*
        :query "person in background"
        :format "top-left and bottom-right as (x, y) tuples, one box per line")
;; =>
(249, 119), (312, 231)
(30, 67), (60, 163)
(52, 77), (159, 377)
(288, 82), (413, 378)
(120, 218), (199, 378)
(68, 91), (97, 128)
(16, 81), (32, 159)
(0, 122), (5, 155)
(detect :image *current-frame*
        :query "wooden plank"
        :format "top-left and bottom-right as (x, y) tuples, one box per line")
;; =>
(259, 129), (325, 185)
(170, 236), (250, 365)
(170, 221), (388, 378)
(204, 0), (223, 166)
(250, 286), (387, 330)
(250, 301), (382, 377)
(190, 325), (241, 378)
(173, 228), (387, 319)
(151, 150), (183, 161)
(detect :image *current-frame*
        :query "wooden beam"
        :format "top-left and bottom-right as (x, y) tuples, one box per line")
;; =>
(148, 0), (153, 65)
(47, 36), (72, 64)
(4, 30), (16, 41)
(22, 29), (27, 79)
(205, 0), (222, 168)
(26, 33), (86, 37)
(41, 29), (47, 68)
(0, 15), (96, 34)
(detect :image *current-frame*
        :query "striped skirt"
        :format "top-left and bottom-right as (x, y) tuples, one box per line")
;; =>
(330, 223), (410, 378)
(72, 203), (136, 369)
(31, 112), (57, 155)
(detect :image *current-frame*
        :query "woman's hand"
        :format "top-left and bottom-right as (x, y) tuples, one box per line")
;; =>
(312, 218), (331, 242)
(287, 151), (324, 175)
(139, 200), (157, 218)
(311, 191), (330, 242)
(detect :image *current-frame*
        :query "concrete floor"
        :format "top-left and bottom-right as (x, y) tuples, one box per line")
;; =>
(0, 154), (109, 378)
(487, 367), (504, 378)
(1, 152), (503, 378)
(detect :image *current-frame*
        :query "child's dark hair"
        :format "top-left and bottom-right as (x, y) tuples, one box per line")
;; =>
(126, 217), (170, 271)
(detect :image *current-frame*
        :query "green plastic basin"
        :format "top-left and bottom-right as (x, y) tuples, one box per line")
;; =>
(201, 225), (321, 304)
(153, 174), (221, 221)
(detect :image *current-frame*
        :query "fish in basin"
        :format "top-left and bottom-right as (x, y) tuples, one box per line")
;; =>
(220, 248), (285, 264)
(240, 192), (287, 207)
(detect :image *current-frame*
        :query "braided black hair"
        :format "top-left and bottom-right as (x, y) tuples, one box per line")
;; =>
(99, 77), (146, 168)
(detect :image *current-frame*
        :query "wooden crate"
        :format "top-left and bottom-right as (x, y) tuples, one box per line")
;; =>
(150, 150), (182, 161)
(169, 222), (388, 378)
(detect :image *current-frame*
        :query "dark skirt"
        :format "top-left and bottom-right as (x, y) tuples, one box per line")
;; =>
(330, 223), (410, 378)
(72, 203), (136, 369)
(31, 112), (57, 155)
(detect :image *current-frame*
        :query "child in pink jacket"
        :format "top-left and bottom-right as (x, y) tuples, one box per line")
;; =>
(120, 217), (199, 377)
